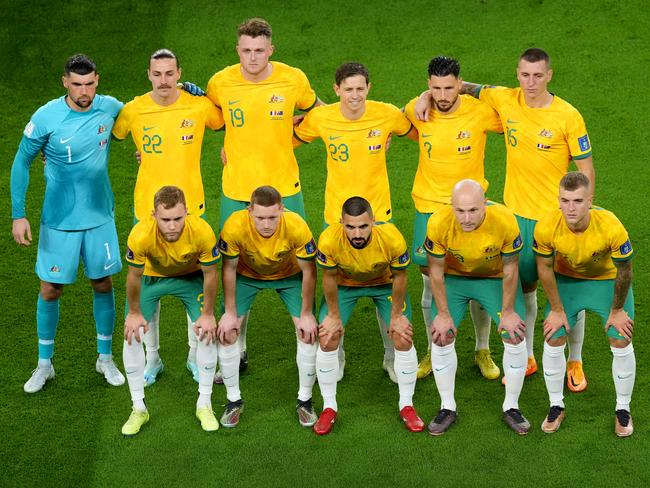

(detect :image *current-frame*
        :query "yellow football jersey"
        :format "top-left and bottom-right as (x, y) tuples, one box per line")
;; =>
(533, 207), (633, 280)
(294, 101), (413, 225)
(206, 62), (317, 201)
(404, 95), (502, 213)
(126, 214), (220, 277)
(479, 86), (592, 220)
(316, 222), (410, 287)
(112, 90), (224, 221)
(219, 209), (316, 280)
(424, 203), (523, 278)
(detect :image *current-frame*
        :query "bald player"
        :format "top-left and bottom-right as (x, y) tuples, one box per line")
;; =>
(424, 180), (530, 435)
(416, 48), (595, 391)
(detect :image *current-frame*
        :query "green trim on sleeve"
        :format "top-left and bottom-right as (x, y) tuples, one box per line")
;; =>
(424, 248), (446, 258)
(612, 252), (634, 262)
(127, 262), (145, 268)
(297, 255), (316, 261)
(572, 151), (592, 160)
(397, 122), (414, 137)
(200, 258), (220, 267)
(501, 247), (523, 257)
(222, 254), (240, 260)
(316, 261), (337, 270)
(532, 249), (554, 258)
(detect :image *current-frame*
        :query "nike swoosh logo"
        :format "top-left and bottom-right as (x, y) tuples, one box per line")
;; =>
(509, 365), (524, 369)
(506, 119), (519, 124)
(307, 373), (316, 377)
(60, 137), (73, 144)
(434, 366), (448, 372)
(228, 100), (240, 105)
(401, 370), (416, 375)
(104, 262), (117, 271)
(125, 369), (138, 375)
(318, 368), (334, 373)
(617, 373), (633, 380)
(223, 374), (236, 380)
(421, 133), (432, 138)
(329, 135), (343, 141)
(143, 126), (155, 131)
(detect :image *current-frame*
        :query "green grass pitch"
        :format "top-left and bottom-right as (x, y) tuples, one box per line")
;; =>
(1, 0), (649, 485)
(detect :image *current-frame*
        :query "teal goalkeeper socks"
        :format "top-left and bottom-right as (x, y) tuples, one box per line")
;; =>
(93, 290), (116, 355)
(37, 295), (59, 360)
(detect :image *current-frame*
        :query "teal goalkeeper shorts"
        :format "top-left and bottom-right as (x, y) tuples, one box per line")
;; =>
(430, 275), (526, 339)
(546, 274), (635, 340)
(318, 283), (413, 327)
(515, 215), (538, 285)
(125, 271), (205, 322)
(219, 191), (306, 231)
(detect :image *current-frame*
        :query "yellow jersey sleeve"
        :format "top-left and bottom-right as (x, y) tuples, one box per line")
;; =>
(126, 221), (148, 268)
(288, 213), (316, 260)
(565, 110), (592, 160)
(532, 216), (555, 258)
(316, 226), (338, 270)
(195, 219), (220, 266)
(201, 97), (225, 130)
(424, 210), (450, 258)
(218, 211), (245, 259)
(294, 67), (318, 111)
(112, 102), (133, 140)
(384, 225), (410, 269)
(293, 109), (320, 143)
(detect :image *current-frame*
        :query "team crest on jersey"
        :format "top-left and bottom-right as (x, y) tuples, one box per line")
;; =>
(513, 234), (523, 250)
(126, 248), (135, 260)
(316, 250), (327, 264)
(269, 111), (284, 119)
(620, 240), (632, 255)
(268, 94), (285, 103)
(368, 144), (382, 152)
(181, 135), (194, 144)
(578, 135), (591, 151)
(97, 124), (106, 134)
(305, 239), (316, 255)
(456, 131), (471, 139)
(367, 129), (381, 138)
(536, 143), (551, 150)
(218, 238), (228, 252)
(398, 251), (410, 265)
(180, 119), (195, 128)
(539, 129), (553, 138)
(99, 139), (108, 147)
(24, 121), (35, 137)
(457, 145), (472, 153)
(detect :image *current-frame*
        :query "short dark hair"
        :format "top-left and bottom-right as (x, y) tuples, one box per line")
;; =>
(559, 172), (590, 192)
(238, 18), (272, 39)
(150, 48), (179, 68)
(519, 48), (551, 67)
(64, 54), (96, 76)
(251, 186), (282, 207)
(154, 186), (186, 210)
(342, 196), (373, 218)
(428, 56), (460, 78)
(335, 62), (369, 86)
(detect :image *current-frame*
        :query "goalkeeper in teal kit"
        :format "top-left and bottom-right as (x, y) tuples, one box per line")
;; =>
(10, 54), (126, 393)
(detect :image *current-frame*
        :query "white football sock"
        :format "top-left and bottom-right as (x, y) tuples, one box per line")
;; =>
(394, 346), (418, 410)
(568, 310), (585, 362)
(144, 301), (161, 364)
(542, 342), (566, 408)
(187, 313), (197, 363)
(123, 327), (146, 407)
(469, 300), (491, 351)
(376, 309), (394, 361)
(421, 275), (432, 346)
(296, 340), (317, 401)
(218, 342), (241, 402)
(611, 343), (635, 411)
(197, 336), (218, 398)
(430, 342), (457, 411)
(238, 311), (250, 355)
(502, 340), (527, 411)
(316, 347), (339, 411)
(338, 336), (345, 366)
(523, 291), (537, 358)
(38, 358), (52, 368)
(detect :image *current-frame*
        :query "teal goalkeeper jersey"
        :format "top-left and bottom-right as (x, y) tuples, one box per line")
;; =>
(11, 95), (123, 230)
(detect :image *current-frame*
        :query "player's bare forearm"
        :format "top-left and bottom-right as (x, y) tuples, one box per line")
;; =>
(428, 255), (450, 316)
(390, 269), (408, 319)
(574, 155), (595, 197)
(126, 266), (144, 314)
(297, 259), (317, 317)
(322, 269), (340, 319)
(460, 82), (483, 98)
(536, 255), (563, 312)
(201, 264), (219, 315)
(501, 255), (520, 313)
(612, 259), (633, 310)
(221, 258), (238, 315)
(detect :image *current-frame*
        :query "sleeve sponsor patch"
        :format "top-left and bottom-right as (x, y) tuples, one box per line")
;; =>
(578, 134), (590, 152)
(532, 238), (538, 249)
(398, 251), (409, 264)
(316, 250), (327, 264)
(126, 247), (135, 260)
(620, 240), (632, 255)
(424, 237), (434, 252)
(218, 238), (228, 252)
(212, 244), (220, 258)
(305, 238), (316, 255)
(24, 121), (35, 138)
(513, 234), (523, 249)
